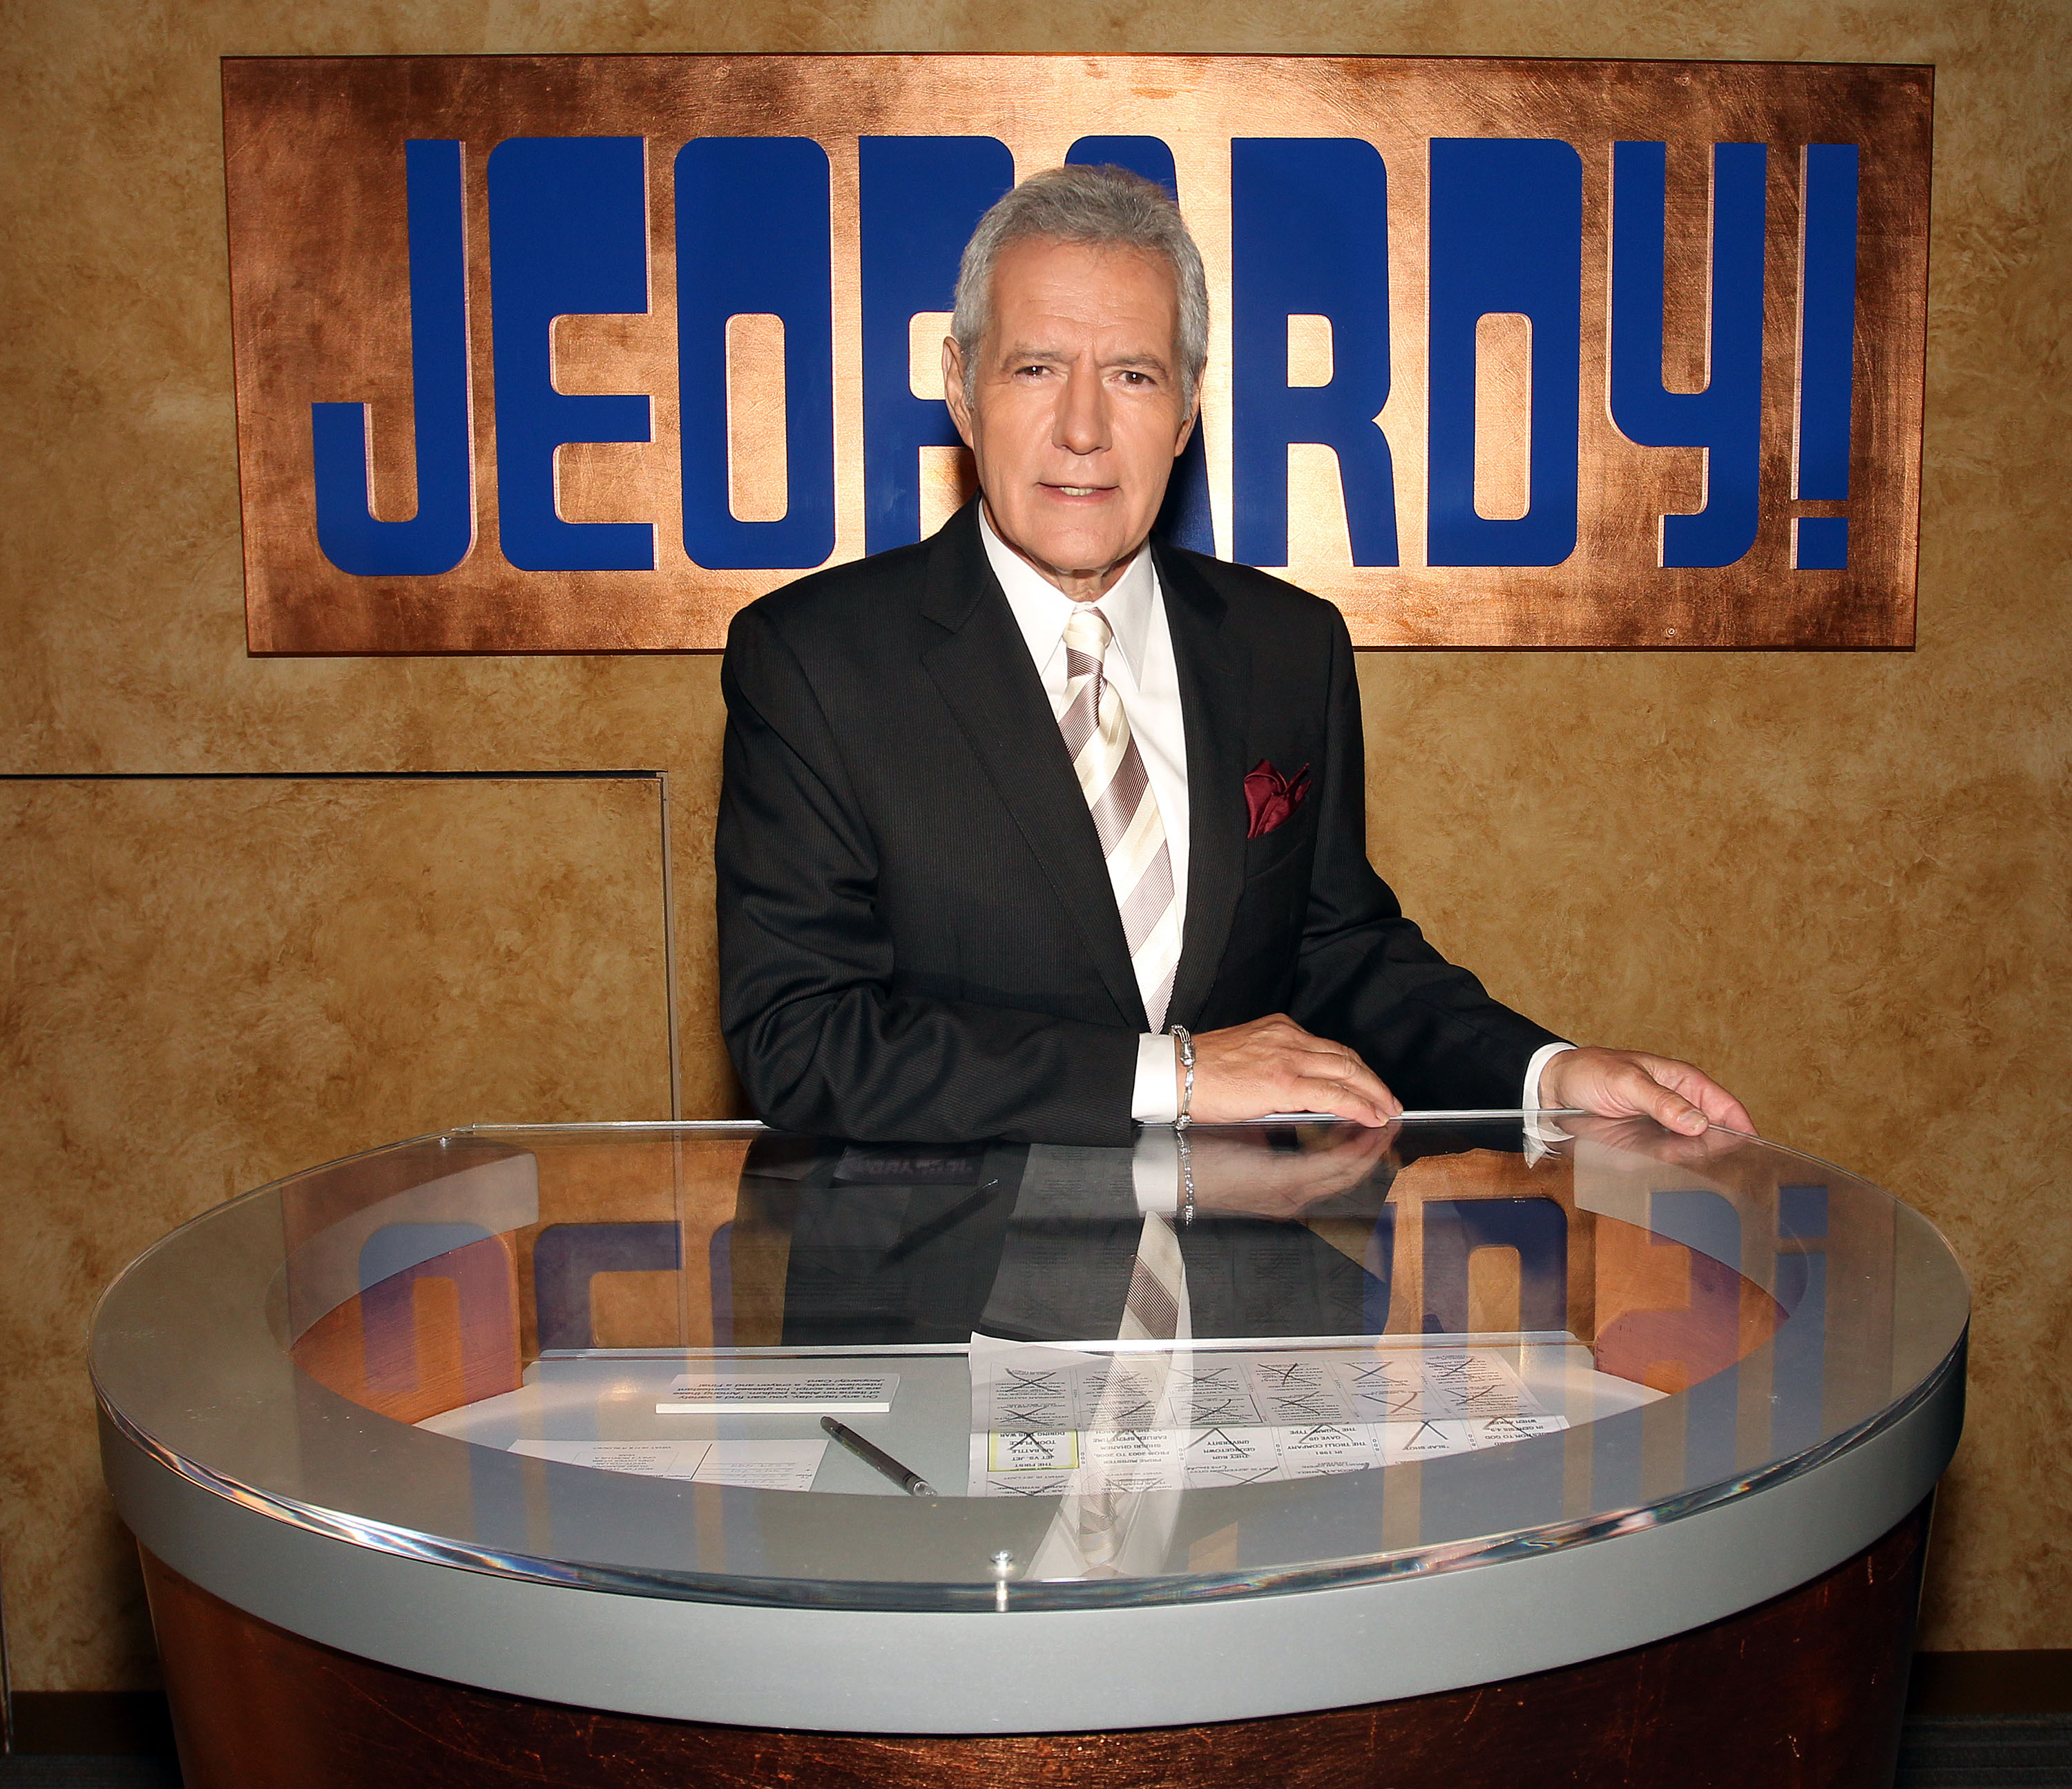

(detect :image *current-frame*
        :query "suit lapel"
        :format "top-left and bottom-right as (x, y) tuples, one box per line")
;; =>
(920, 504), (1149, 1030)
(1155, 544), (1249, 1033)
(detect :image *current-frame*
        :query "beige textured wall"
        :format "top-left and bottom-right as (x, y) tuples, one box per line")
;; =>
(0, 776), (677, 1689)
(0, 0), (2064, 1685)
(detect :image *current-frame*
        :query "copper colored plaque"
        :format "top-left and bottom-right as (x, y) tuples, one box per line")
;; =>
(222, 55), (1930, 653)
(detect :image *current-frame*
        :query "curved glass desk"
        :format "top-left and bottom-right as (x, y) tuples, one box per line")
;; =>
(94, 1117), (1966, 1735)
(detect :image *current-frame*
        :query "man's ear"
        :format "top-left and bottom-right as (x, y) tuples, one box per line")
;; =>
(1173, 395), (1200, 459)
(941, 335), (978, 450)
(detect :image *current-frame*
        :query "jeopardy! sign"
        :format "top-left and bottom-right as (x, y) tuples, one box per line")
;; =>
(222, 56), (1930, 651)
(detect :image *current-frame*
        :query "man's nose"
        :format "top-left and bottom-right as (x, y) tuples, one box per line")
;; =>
(1053, 363), (1109, 458)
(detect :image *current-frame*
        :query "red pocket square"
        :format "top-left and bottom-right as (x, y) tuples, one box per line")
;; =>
(1243, 758), (1312, 840)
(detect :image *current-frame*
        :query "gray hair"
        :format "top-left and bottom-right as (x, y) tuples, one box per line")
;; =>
(951, 164), (1209, 410)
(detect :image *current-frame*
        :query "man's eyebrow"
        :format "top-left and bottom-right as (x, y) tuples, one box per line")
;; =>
(995, 342), (1071, 365)
(993, 343), (1175, 374)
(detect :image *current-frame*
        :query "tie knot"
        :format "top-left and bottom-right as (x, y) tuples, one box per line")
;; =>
(1062, 604), (1114, 662)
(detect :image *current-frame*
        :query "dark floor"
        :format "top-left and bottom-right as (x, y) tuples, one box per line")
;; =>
(1897, 1718), (2072, 1788)
(3, 1718), (2069, 1786)
(0, 1766), (178, 1788)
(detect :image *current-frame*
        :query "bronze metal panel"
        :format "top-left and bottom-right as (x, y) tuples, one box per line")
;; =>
(222, 55), (1930, 653)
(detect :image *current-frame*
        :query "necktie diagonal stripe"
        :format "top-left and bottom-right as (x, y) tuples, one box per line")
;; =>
(1059, 606), (1181, 1031)
(1026, 603), (1194, 1585)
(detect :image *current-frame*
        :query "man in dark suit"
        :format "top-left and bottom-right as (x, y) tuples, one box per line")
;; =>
(718, 166), (1749, 1147)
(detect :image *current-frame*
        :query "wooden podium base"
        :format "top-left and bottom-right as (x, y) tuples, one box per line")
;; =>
(143, 1501), (1928, 1788)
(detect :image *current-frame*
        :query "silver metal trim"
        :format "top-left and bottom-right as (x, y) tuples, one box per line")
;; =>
(103, 1358), (1961, 1732)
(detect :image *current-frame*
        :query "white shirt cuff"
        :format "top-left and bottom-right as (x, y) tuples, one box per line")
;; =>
(1524, 1040), (1577, 1156)
(1133, 1032), (1180, 1123)
(1524, 1040), (1575, 1113)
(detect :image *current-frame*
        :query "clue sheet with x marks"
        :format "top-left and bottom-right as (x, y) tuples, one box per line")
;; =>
(968, 1338), (1571, 1497)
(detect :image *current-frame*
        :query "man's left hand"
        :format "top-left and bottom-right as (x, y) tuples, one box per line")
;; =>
(1537, 1046), (1753, 1138)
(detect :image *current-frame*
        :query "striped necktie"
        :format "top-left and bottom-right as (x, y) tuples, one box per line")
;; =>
(1058, 606), (1181, 1031)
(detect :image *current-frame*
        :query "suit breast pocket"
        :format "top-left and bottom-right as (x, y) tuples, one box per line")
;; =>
(1243, 802), (1316, 883)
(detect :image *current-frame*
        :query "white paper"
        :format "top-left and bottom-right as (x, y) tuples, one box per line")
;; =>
(967, 1334), (1568, 1498)
(693, 1441), (830, 1489)
(657, 1372), (898, 1414)
(1177, 1363), (1261, 1426)
(1182, 1425), (1282, 1488)
(1376, 1418), (1473, 1462)
(1334, 1350), (1545, 1422)
(1462, 1413), (1569, 1448)
(510, 1436), (827, 1491)
(1081, 1426), (1189, 1491)
(986, 1430), (1080, 1473)
(1277, 1420), (1385, 1477)
(510, 1439), (704, 1477)
(1250, 1357), (1354, 1424)
(986, 1364), (1076, 1432)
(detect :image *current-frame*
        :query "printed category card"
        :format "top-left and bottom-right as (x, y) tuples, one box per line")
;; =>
(968, 1341), (1565, 1497)
(510, 1437), (827, 1491)
(655, 1373), (898, 1414)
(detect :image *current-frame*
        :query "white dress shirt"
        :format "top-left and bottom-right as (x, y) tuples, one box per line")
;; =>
(979, 508), (1571, 1144)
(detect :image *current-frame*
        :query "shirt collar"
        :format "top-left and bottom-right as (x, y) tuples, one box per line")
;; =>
(979, 503), (1158, 683)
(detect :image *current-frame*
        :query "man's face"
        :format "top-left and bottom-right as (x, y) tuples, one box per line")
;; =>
(943, 236), (1197, 602)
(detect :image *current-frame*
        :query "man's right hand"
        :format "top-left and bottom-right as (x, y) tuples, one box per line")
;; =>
(1185, 1014), (1401, 1126)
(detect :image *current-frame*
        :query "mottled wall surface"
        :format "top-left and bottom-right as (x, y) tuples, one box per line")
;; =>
(0, 0), (2064, 1687)
(0, 777), (675, 1688)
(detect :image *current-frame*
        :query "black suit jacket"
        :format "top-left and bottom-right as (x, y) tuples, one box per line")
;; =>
(718, 501), (1560, 1144)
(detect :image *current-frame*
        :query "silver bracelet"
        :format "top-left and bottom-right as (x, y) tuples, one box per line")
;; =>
(1176, 1126), (1196, 1226)
(1169, 1024), (1196, 1130)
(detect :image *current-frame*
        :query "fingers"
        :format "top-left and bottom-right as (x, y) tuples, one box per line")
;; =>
(1688, 1078), (1756, 1135)
(1294, 1075), (1400, 1126)
(1294, 1035), (1401, 1125)
(1546, 1046), (1753, 1139)
(1635, 1055), (1756, 1137)
(1285, 1028), (1401, 1122)
(1592, 1055), (1706, 1136)
(1678, 1082), (1754, 1134)
(1714, 1099), (1756, 1135)
(1295, 1053), (1401, 1123)
(1190, 1016), (1400, 1125)
(1638, 1075), (1708, 1136)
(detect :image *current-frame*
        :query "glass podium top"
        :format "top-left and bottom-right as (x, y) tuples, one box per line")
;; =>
(92, 1116), (1967, 1613)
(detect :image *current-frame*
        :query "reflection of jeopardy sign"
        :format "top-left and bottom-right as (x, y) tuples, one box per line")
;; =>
(222, 56), (1930, 651)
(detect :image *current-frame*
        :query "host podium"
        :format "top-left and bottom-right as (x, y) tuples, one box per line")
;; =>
(93, 1116), (1965, 1786)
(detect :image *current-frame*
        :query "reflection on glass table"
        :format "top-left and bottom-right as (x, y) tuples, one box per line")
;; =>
(95, 1116), (1965, 1610)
